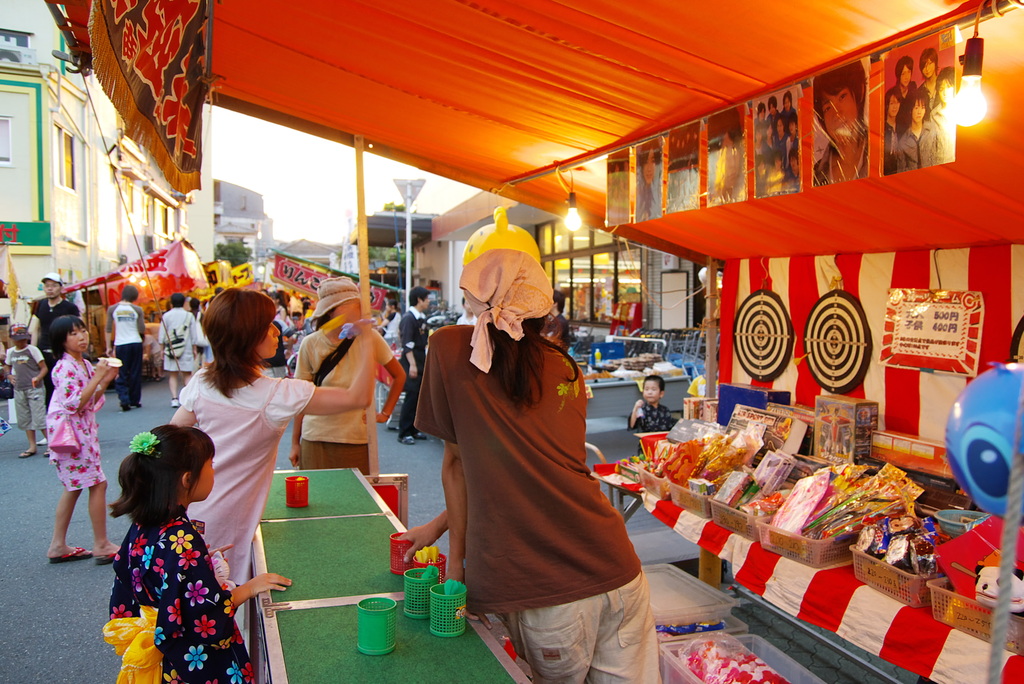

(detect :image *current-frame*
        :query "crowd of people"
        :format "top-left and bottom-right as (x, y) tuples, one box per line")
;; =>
(12, 243), (664, 682)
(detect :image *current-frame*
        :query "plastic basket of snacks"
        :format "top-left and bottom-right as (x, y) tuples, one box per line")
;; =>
(646, 564), (738, 641)
(660, 633), (826, 684)
(639, 467), (671, 500)
(710, 499), (769, 541)
(670, 482), (714, 518)
(849, 515), (942, 607)
(928, 577), (1024, 655)
(756, 519), (853, 568)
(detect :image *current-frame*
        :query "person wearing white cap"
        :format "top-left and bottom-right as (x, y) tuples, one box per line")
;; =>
(413, 248), (659, 682)
(288, 277), (406, 473)
(29, 272), (80, 408)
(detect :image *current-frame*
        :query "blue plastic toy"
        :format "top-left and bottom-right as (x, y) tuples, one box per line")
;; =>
(945, 363), (1024, 517)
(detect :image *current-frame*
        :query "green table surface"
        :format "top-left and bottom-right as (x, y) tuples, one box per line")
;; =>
(263, 468), (381, 520)
(274, 602), (515, 683)
(259, 515), (403, 602)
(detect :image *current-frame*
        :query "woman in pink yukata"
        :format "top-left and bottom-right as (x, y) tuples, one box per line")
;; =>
(45, 315), (121, 564)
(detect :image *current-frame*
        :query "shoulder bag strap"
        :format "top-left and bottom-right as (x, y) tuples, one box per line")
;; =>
(313, 337), (356, 387)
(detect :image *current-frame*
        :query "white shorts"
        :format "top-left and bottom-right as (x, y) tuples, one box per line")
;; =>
(497, 572), (660, 683)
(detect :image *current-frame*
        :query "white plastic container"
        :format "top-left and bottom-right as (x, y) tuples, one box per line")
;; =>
(660, 633), (827, 684)
(645, 564), (737, 628)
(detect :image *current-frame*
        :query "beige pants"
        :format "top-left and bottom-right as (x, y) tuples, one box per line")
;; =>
(498, 571), (660, 683)
(298, 439), (370, 475)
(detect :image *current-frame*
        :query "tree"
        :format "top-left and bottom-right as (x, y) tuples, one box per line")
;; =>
(214, 241), (252, 267)
(381, 202), (406, 213)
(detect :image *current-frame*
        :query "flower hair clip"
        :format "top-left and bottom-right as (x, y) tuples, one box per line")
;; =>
(130, 432), (160, 457)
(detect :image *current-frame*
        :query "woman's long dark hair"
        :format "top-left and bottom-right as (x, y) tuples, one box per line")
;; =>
(202, 288), (276, 397)
(488, 317), (579, 408)
(110, 425), (215, 527)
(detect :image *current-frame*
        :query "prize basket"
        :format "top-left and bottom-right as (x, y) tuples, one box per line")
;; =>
(755, 520), (853, 568)
(659, 634), (826, 684)
(617, 462), (642, 484)
(669, 482), (713, 519)
(709, 499), (769, 541)
(850, 547), (937, 608)
(927, 578), (1024, 655)
(639, 468), (671, 500)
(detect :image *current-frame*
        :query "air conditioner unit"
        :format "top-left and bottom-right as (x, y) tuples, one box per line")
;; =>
(0, 46), (37, 65)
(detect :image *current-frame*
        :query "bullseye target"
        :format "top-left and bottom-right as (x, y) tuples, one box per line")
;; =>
(803, 290), (871, 394)
(733, 289), (793, 382)
(1011, 315), (1024, 363)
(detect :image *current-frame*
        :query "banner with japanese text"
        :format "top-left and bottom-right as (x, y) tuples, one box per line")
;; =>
(879, 289), (984, 376)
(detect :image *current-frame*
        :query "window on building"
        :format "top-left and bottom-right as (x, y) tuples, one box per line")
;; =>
(0, 30), (31, 48)
(124, 179), (134, 213)
(55, 126), (76, 190)
(0, 117), (11, 164)
(540, 222), (641, 326)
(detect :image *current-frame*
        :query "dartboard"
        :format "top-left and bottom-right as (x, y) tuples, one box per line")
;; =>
(803, 290), (872, 394)
(733, 289), (794, 382)
(1011, 315), (1024, 363)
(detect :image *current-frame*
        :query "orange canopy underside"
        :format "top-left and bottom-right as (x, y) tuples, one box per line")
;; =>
(69, 0), (1024, 260)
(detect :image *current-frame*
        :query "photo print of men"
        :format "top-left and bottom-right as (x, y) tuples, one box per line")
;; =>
(753, 87), (802, 198)
(812, 59), (869, 187)
(707, 106), (746, 207)
(883, 29), (956, 176)
(666, 122), (700, 213)
(633, 138), (664, 222)
(606, 148), (632, 226)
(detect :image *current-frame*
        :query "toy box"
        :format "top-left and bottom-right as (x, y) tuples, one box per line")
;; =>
(765, 402), (815, 455)
(813, 395), (878, 463)
(716, 384), (790, 426)
(727, 404), (807, 455)
(869, 430), (952, 479)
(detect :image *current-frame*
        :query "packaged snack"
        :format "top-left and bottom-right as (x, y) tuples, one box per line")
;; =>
(770, 468), (831, 533)
(752, 450), (796, 496)
(680, 634), (790, 684)
(714, 471), (753, 507)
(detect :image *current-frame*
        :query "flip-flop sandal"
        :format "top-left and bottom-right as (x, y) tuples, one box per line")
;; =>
(18, 451), (36, 458)
(48, 547), (93, 564)
(94, 555), (116, 565)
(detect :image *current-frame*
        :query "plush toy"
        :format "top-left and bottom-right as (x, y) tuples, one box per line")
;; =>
(974, 550), (1024, 613)
(945, 362), (1024, 517)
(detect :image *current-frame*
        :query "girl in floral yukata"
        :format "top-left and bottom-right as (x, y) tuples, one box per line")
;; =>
(45, 315), (120, 564)
(104, 425), (291, 683)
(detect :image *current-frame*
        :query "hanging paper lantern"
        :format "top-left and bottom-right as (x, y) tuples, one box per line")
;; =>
(946, 363), (1024, 517)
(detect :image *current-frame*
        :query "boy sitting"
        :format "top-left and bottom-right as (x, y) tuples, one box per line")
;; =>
(629, 374), (677, 432)
(4, 324), (48, 457)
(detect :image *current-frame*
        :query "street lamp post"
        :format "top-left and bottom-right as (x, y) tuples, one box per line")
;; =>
(393, 179), (425, 299)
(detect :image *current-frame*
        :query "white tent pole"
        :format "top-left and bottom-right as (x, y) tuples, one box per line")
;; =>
(354, 135), (379, 477)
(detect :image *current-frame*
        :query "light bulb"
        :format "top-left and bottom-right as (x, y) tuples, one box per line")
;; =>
(954, 75), (987, 127)
(565, 192), (582, 232)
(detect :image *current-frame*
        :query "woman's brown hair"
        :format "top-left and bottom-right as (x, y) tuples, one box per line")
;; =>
(202, 288), (276, 397)
(489, 317), (578, 408)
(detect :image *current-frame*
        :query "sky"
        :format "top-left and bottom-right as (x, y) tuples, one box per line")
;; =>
(209, 108), (480, 244)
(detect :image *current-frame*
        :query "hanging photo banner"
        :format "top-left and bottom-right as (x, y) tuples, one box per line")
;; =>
(606, 149), (632, 227)
(812, 58), (869, 187)
(882, 28), (957, 176)
(1010, 315), (1024, 363)
(633, 137), (664, 222)
(707, 106), (747, 207)
(666, 122), (700, 214)
(879, 289), (984, 376)
(753, 86), (802, 198)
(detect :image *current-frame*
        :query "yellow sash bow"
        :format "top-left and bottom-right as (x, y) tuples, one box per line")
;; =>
(103, 605), (162, 684)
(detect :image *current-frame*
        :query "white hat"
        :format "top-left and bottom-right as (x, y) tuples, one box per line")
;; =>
(312, 277), (360, 318)
(41, 272), (63, 285)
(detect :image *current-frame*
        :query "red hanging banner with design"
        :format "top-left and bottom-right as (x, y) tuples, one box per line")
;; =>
(89, 0), (209, 192)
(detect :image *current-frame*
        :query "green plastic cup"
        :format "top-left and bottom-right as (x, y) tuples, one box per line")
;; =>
(404, 568), (436, 619)
(357, 597), (397, 655)
(429, 583), (467, 637)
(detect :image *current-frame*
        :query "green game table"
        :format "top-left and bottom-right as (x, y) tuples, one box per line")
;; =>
(252, 469), (526, 683)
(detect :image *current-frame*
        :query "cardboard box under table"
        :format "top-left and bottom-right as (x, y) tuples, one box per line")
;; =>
(252, 469), (525, 683)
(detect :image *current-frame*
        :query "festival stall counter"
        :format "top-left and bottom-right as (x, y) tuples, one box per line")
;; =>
(629, 490), (1024, 684)
(252, 468), (526, 684)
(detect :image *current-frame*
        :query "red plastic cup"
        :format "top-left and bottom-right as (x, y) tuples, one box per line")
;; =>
(285, 476), (308, 507)
(390, 532), (414, 575)
(412, 553), (447, 583)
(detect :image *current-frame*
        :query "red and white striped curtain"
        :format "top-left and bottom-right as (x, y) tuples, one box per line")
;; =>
(719, 245), (1024, 442)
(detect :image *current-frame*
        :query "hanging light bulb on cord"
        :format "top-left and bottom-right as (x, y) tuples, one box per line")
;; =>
(565, 191), (582, 232)
(955, 36), (986, 126)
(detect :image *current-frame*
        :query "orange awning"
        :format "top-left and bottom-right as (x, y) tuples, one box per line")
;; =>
(56, 0), (1024, 260)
